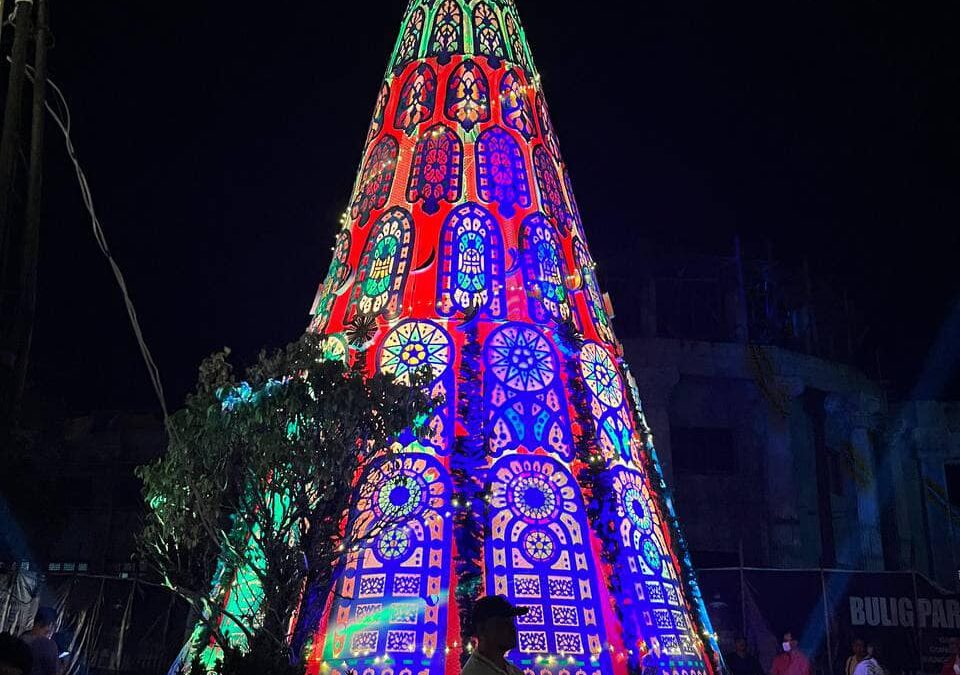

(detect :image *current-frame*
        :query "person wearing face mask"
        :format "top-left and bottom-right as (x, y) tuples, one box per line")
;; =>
(770, 632), (810, 675)
(940, 638), (960, 675)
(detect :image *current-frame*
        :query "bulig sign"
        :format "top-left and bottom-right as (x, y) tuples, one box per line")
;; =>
(850, 595), (960, 629)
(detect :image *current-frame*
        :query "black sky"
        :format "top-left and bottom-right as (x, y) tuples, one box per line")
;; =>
(27, 0), (960, 415)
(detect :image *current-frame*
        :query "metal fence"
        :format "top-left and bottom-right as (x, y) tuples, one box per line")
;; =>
(1, 566), (188, 675)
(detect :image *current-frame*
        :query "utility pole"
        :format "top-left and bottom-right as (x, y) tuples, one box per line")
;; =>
(0, 0), (34, 264)
(10, 0), (47, 420)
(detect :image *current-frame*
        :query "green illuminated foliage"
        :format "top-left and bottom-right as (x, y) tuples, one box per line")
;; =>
(137, 333), (436, 664)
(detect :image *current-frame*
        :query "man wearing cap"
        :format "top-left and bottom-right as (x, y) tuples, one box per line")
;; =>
(461, 595), (527, 675)
(19, 608), (60, 675)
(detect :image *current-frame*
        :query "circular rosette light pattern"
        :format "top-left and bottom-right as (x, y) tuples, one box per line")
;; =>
(521, 527), (560, 565)
(375, 527), (412, 562)
(319, 333), (349, 363)
(354, 454), (448, 534)
(507, 472), (561, 525)
(613, 468), (657, 534)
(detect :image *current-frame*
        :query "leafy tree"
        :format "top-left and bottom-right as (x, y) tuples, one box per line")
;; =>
(188, 639), (305, 675)
(138, 333), (435, 661)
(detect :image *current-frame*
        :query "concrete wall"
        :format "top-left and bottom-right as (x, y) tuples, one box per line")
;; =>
(885, 401), (960, 585)
(624, 337), (890, 575)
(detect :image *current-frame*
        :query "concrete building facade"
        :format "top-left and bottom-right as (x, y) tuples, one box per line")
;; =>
(610, 247), (960, 588)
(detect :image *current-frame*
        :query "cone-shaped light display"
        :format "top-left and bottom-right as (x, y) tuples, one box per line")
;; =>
(298, 2), (720, 674)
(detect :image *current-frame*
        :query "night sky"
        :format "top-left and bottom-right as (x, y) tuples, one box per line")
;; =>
(28, 0), (959, 416)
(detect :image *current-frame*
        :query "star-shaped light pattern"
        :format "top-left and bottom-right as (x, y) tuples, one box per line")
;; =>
(580, 342), (623, 409)
(487, 324), (555, 392)
(379, 320), (452, 383)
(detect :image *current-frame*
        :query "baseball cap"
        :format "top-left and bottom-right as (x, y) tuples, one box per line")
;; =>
(473, 595), (529, 625)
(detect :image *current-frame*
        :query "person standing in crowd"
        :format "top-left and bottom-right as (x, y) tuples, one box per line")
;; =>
(0, 634), (32, 675)
(726, 637), (763, 675)
(771, 631), (811, 675)
(853, 643), (884, 675)
(461, 595), (527, 675)
(940, 638), (960, 675)
(19, 607), (60, 675)
(845, 638), (868, 675)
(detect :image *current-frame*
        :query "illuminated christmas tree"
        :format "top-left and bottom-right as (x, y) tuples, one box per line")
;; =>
(293, 2), (721, 673)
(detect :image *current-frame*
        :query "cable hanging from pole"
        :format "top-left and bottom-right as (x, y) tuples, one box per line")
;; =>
(14, 58), (173, 433)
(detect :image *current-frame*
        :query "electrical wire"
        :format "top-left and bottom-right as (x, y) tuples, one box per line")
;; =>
(15, 59), (172, 432)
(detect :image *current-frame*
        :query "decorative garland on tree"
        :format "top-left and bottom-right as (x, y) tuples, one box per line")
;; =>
(553, 320), (641, 675)
(451, 310), (487, 663)
(620, 362), (721, 673)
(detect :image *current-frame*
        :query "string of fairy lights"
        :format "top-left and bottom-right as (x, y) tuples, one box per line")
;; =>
(307, 454), (713, 671)
(193, 2), (723, 672)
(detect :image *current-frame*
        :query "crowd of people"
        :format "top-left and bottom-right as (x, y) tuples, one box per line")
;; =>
(725, 631), (884, 675)
(724, 631), (817, 675)
(725, 631), (960, 675)
(2, 605), (960, 675)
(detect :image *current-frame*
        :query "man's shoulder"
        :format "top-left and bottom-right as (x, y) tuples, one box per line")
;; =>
(22, 633), (58, 661)
(460, 654), (523, 675)
(21, 633), (55, 649)
(461, 655), (491, 675)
